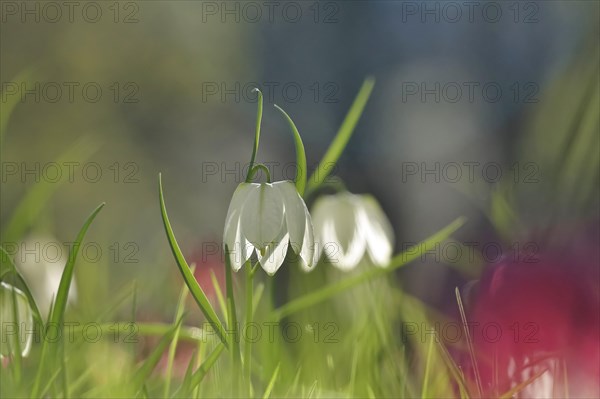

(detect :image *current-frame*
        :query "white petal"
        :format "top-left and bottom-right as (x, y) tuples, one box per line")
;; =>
(359, 195), (394, 267)
(273, 181), (306, 252)
(313, 194), (366, 270)
(223, 183), (256, 245)
(323, 218), (366, 271)
(240, 183), (285, 249)
(223, 183), (256, 271)
(259, 232), (290, 275)
(227, 217), (254, 272)
(0, 282), (33, 358)
(298, 207), (316, 271)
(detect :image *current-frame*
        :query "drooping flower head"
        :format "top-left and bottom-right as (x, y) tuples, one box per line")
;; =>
(223, 181), (315, 275)
(311, 192), (394, 270)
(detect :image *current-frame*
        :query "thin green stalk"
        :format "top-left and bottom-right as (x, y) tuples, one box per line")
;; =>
(262, 363), (280, 399)
(130, 280), (138, 361)
(456, 287), (483, 398)
(210, 269), (228, 320)
(244, 263), (255, 394)
(246, 88), (263, 182)
(164, 268), (193, 398)
(421, 335), (435, 398)
(224, 247), (241, 394)
(31, 203), (105, 399)
(132, 317), (183, 394)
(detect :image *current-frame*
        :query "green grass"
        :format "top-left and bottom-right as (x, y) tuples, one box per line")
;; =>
(0, 75), (557, 398)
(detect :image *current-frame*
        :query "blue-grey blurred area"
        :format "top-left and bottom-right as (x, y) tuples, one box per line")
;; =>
(1, 1), (598, 310)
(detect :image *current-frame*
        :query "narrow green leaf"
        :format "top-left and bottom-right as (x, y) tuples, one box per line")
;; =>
(32, 203), (105, 398)
(37, 366), (62, 399)
(209, 269), (227, 321)
(180, 349), (198, 394)
(182, 343), (226, 394)
(433, 333), (471, 399)
(286, 366), (302, 398)
(456, 287), (483, 398)
(132, 316), (183, 393)
(50, 202), (105, 325)
(421, 334), (435, 398)
(274, 104), (307, 196)
(246, 88), (264, 183)
(306, 77), (375, 194)
(271, 217), (466, 320)
(262, 363), (280, 399)
(158, 174), (228, 348)
(164, 268), (194, 398)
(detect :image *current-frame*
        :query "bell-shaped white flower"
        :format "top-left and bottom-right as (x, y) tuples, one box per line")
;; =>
(223, 181), (315, 275)
(0, 282), (34, 358)
(311, 193), (394, 270)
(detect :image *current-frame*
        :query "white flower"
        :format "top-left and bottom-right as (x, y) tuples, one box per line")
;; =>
(15, 235), (77, 318)
(0, 282), (34, 358)
(311, 193), (394, 270)
(223, 181), (315, 275)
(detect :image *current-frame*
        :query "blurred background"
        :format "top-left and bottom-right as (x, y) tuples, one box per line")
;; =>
(1, 1), (598, 317)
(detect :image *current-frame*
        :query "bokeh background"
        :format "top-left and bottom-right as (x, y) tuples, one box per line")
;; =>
(1, 1), (598, 318)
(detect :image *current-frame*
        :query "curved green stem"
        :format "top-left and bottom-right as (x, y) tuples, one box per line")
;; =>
(246, 88), (264, 183)
(248, 164), (272, 183)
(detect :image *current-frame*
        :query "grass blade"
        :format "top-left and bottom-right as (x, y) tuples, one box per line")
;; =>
(158, 173), (228, 347)
(50, 203), (105, 325)
(274, 104), (307, 196)
(31, 203), (105, 398)
(210, 269), (227, 320)
(164, 267), (194, 398)
(181, 342), (226, 394)
(456, 287), (483, 398)
(262, 363), (280, 399)
(306, 76), (375, 194)
(421, 334), (435, 398)
(433, 333), (471, 399)
(132, 316), (183, 393)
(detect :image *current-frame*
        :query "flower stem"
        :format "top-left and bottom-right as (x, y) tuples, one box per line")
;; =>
(244, 263), (255, 395)
(248, 164), (272, 183)
(246, 88), (263, 183)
